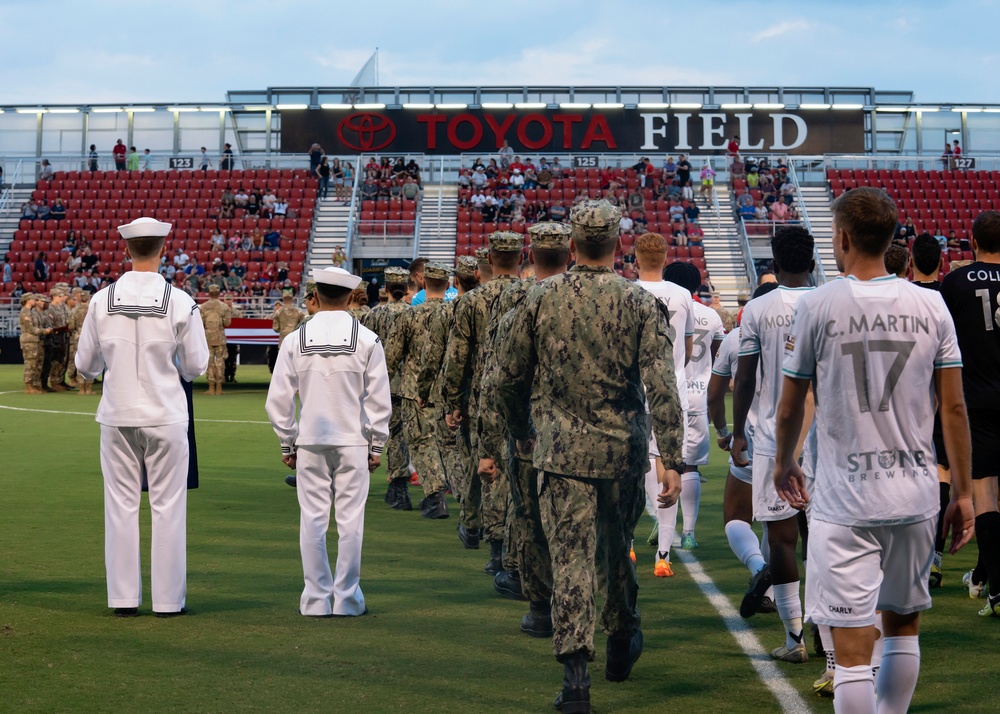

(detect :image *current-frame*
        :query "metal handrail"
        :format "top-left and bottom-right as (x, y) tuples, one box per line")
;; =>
(736, 217), (758, 288)
(0, 160), (24, 219)
(343, 156), (364, 267)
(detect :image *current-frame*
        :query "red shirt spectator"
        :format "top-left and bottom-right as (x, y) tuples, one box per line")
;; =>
(112, 140), (127, 170)
(727, 136), (740, 158)
(952, 140), (962, 156)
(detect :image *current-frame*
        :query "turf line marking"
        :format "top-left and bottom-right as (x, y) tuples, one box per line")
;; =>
(0, 393), (270, 425)
(674, 549), (813, 714)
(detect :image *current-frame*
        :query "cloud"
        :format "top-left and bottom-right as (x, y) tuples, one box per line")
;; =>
(751, 19), (814, 43)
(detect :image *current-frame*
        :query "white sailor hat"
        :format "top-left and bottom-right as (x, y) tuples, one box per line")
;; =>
(312, 266), (362, 290)
(117, 216), (172, 239)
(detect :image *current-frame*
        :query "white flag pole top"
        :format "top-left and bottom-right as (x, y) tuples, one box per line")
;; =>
(117, 216), (173, 239)
(312, 266), (363, 290)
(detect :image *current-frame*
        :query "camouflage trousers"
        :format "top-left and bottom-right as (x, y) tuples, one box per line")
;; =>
(435, 407), (470, 500)
(386, 396), (410, 482)
(401, 398), (447, 497)
(539, 471), (644, 660)
(457, 418), (483, 530)
(505, 454), (552, 602)
(21, 339), (42, 386)
(207, 345), (227, 383)
(66, 340), (93, 387)
(46, 337), (69, 385)
(482, 455), (509, 546)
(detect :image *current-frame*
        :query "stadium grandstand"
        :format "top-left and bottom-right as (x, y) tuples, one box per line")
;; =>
(3, 84), (1000, 339)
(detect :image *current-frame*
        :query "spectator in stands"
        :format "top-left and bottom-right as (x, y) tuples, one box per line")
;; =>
(406, 159), (420, 182)
(36, 200), (50, 221)
(699, 163), (716, 199)
(173, 247), (190, 270)
(664, 180), (680, 200)
(391, 158), (406, 181)
(550, 157), (564, 177)
(727, 136), (740, 163)
(81, 246), (98, 272)
(246, 192), (261, 216)
(549, 203), (567, 222)
(602, 188), (621, 207)
(141, 149), (153, 171)
(633, 209), (648, 233)
(754, 201), (768, 221)
(730, 156), (745, 183)
(685, 201), (701, 224)
(344, 162), (355, 191)
(308, 143), (324, 174)
(947, 230), (962, 250)
(746, 166), (760, 189)
(230, 258), (246, 279)
(620, 212), (634, 234)
(225, 270), (242, 292)
(402, 177), (419, 201)
(682, 179), (694, 201)
(770, 200), (789, 221)
(941, 143), (952, 169)
(262, 187), (277, 216)
(63, 230), (79, 255)
(738, 200), (756, 221)
(511, 189), (526, 207)
(632, 157), (651, 187)
(932, 226), (948, 250)
(12, 281), (25, 298)
(127, 147), (139, 171)
(74, 270), (90, 289)
(389, 180), (404, 201)
(509, 155), (525, 173)
(952, 139), (962, 157)
(21, 200), (37, 220)
(250, 227), (266, 251)
(779, 179), (796, 205)
(672, 218), (688, 247)
(331, 158), (345, 200)
(470, 189), (487, 210)
(275, 196), (290, 217)
(332, 247), (347, 268)
(511, 201), (525, 223)
(458, 171), (471, 190)
(533, 201), (549, 222)
(39, 159), (55, 182)
(536, 165), (553, 189)
(50, 197), (67, 221)
(497, 199), (513, 222)
(112, 139), (127, 171)
(199, 147), (211, 171)
(379, 158), (392, 179)
(221, 143), (234, 171)
(786, 206), (801, 223)
(316, 156), (331, 199)
(234, 187), (249, 208)
(211, 229), (226, 251)
(627, 188), (644, 211)
(669, 198), (685, 223)
(482, 194), (498, 223)
(688, 222), (704, 245)
(676, 154), (692, 187)
(33, 252), (48, 281)
(471, 166), (488, 188)
(88, 144), (99, 172)
(910, 233), (942, 286)
(498, 140), (513, 167)
(510, 168), (525, 189)
(361, 178), (378, 201)
(3, 255), (12, 284)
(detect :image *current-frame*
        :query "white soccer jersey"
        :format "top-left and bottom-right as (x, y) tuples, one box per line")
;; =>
(637, 279), (694, 411)
(713, 327), (758, 431)
(738, 286), (812, 455)
(686, 301), (725, 413)
(783, 276), (962, 527)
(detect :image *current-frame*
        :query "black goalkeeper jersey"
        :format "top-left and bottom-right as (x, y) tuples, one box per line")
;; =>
(940, 261), (1000, 410)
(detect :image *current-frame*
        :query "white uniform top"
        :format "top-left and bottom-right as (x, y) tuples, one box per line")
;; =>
(75, 271), (209, 427)
(686, 301), (725, 413)
(636, 279), (694, 412)
(738, 285), (812, 455)
(783, 276), (962, 527)
(713, 327), (757, 429)
(265, 311), (391, 456)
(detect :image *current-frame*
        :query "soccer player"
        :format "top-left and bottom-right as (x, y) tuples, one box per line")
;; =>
(633, 233), (693, 577)
(775, 187), (974, 713)
(75, 217), (209, 617)
(940, 210), (1000, 616)
(665, 262), (724, 551)
(708, 282), (779, 615)
(731, 225), (816, 663)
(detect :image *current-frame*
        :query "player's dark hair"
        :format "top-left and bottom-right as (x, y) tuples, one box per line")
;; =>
(752, 282), (780, 300)
(756, 271), (775, 286)
(911, 233), (942, 276)
(663, 261), (700, 294)
(126, 236), (164, 259)
(316, 283), (352, 305)
(830, 186), (898, 257)
(489, 249), (521, 270)
(883, 244), (910, 277)
(771, 225), (815, 275)
(972, 211), (1000, 254)
(531, 246), (571, 271)
(408, 258), (428, 275)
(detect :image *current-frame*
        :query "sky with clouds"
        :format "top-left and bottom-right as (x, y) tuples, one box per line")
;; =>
(2, 0), (998, 104)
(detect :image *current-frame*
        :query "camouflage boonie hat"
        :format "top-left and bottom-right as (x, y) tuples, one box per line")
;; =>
(384, 267), (409, 284)
(488, 231), (524, 253)
(455, 255), (479, 278)
(528, 221), (572, 250)
(424, 262), (453, 280)
(50, 282), (70, 297)
(570, 199), (621, 241)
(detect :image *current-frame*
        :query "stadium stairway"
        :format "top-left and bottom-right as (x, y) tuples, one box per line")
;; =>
(798, 186), (837, 280)
(417, 184), (458, 263)
(0, 188), (34, 255)
(308, 197), (350, 274)
(701, 185), (750, 309)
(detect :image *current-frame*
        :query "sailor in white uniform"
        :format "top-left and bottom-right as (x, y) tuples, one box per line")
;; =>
(75, 217), (209, 617)
(265, 266), (391, 617)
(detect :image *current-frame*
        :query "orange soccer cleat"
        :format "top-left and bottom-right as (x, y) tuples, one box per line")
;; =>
(654, 560), (674, 578)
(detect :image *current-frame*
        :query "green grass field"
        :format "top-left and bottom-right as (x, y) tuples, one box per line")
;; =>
(0, 364), (995, 713)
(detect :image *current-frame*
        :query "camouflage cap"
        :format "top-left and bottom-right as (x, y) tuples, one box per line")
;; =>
(19, 293), (32, 306)
(71, 287), (85, 297)
(455, 255), (479, 278)
(37, 293), (51, 304)
(384, 267), (409, 284)
(50, 282), (70, 297)
(488, 231), (524, 253)
(304, 280), (317, 296)
(474, 247), (490, 264)
(424, 262), (453, 280)
(528, 221), (572, 250)
(208, 284), (221, 293)
(570, 199), (621, 241)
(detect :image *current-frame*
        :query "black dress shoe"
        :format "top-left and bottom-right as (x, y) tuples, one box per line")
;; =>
(457, 524), (481, 549)
(113, 607), (139, 618)
(520, 601), (554, 638)
(494, 570), (527, 601)
(285, 474), (297, 488)
(154, 608), (187, 618)
(605, 628), (643, 682)
(483, 540), (503, 575)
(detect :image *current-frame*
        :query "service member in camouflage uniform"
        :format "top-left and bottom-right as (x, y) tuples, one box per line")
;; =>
(67, 288), (96, 394)
(19, 293), (50, 393)
(480, 222), (572, 630)
(348, 286), (373, 328)
(223, 295), (242, 383)
(385, 262), (454, 519)
(200, 284), (232, 395)
(495, 200), (685, 714)
(442, 233), (521, 571)
(474, 246), (493, 283)
(46, 283), (73, 390)
(270, 290), (304, 373)
(372, 267), (414, 510)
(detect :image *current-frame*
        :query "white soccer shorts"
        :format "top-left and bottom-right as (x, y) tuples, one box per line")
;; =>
(683, 410), (710, 467)
(752, 452), (796, 522)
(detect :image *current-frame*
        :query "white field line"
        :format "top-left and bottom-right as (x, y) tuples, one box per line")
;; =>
(674, 548), (813, 714)
(0, 391), (270, 424)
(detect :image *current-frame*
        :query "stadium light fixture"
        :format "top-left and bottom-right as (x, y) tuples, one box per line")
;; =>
(983, 108), (1000, 113)
(670, 103), (703, 110)
(482, 102), (514, 109)
(16, 108), (47, 113)
(402, 103), (435, 110)
(720, 103), (753, 110)
(799, 103), (832, 110)
(167, 106), (199, 112)
(320, 103), (352, 110)
(47, 108), (80, 114)
(275, 103), (309, 110)
(514, 102), (547, 109)
(128, 107), (156, 112)
(435, 103), (468, 110)
(592, 102), (625, 110)
(953, 107), (983, 112)
(92, 107), (124, 113)
(832, 103), (864, 110)
(199, 106), (230, 112)
(911, 106), (939, 112)
(352, 103), (385, 110)
(875, 106), (909, 112)
(753, 103), (785, 110)
(244, 105), (275, 111)
(636, 102), (669, 109)
(560, 102), (592, 109)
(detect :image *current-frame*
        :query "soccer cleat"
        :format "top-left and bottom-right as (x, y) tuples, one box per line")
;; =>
(654, 560), (674, 578)
(680, 533), (699, 550)
(409, 472), (421, 486)
(977, 593), (1000, 618)
(963, 570), (987, 599)
(757, 596), (777, 615)
(929, 562), (942, 589)
(284, 474), (297, 488)
(812, 670), (835, 698)
(771, 642), (808, 664)
(646, 524), (658, 547)
(740, 564), (772, 619)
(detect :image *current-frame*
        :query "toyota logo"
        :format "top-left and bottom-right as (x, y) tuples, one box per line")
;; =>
(337, 113), (396, 152)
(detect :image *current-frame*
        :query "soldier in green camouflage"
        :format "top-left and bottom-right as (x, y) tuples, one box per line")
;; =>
(270, 290), (304, 373)
(67, 288), (95, 394)
(200, 284), (232, 395)
(480, 222), (572, 629)
(19, 293), (50, 394)
(442, 232), (522, 571)
(46, 283), (73, 391)
(373, 267), (414, 510)
(495, 200), (685, 713)
(474, 246), (492, 282)
(223, 294), (242, 384)
(385, 262), (453, 519)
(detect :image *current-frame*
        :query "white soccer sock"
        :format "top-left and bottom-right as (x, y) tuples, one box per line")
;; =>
(643, 460), (677, 562)
(875, 636), (919, 714)
(680, 472), (701, 536)
(772, 581), (803, 650)
(724, 520), (766, 575)
(834, 664), (877, 714)
(408, 460), (417, 477)
(871, 612), (884, 673)
(760, 522), (770, 564)
(764, 585), (774, 601)
(819, 624), (836, 674)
